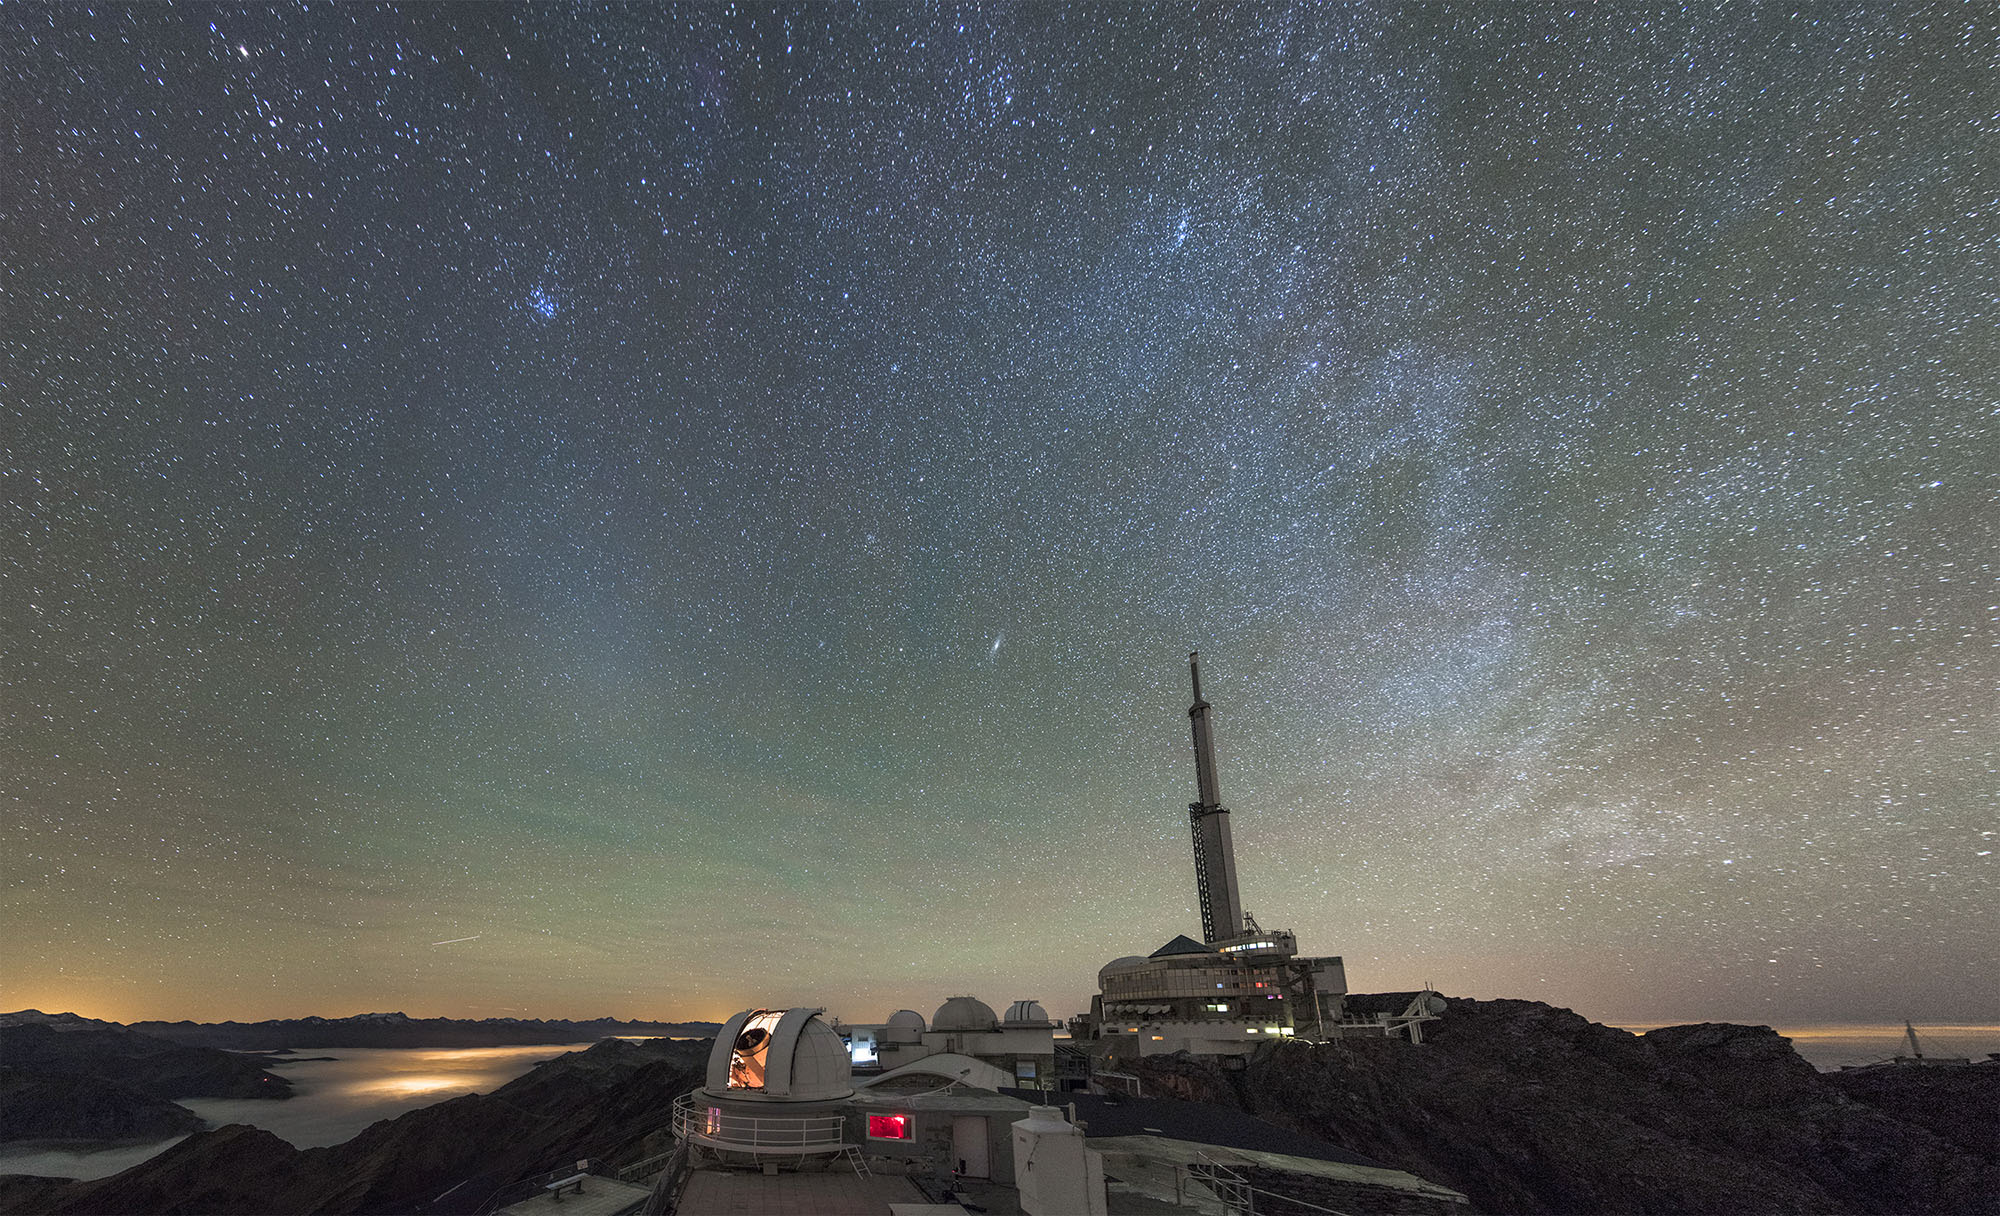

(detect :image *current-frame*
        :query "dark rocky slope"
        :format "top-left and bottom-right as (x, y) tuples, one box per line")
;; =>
(0, 1036), (708, 1215)
(0, 1070), (203, 1142)
(1824, 1062), (2000, 1161)
(0, 1023), (291, 1135)
(1130, 997), (2000, 1214)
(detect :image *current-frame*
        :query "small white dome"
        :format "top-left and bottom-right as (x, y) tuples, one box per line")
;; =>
(932, 995), (999, 1032)
(882, 1008), (926, 1044)
(704, 1008), (853, 1102)
(1003, 999), (1052, 1027)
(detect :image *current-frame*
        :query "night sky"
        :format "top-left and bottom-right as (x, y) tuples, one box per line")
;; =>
(5, 4), (1994, 1030)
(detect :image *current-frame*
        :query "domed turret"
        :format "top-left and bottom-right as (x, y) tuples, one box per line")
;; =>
(883, 1008), (926, 1044)
(702, 1008), (853, 1102)
(1003, 999), (1053, 1027)
(932, 995), (999, 1032)
(676, 1007), (852, 1163)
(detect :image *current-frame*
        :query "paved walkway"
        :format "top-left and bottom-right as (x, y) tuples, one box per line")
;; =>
(495, 1175), (652, 1216)
(677, 1169), (929, 1215)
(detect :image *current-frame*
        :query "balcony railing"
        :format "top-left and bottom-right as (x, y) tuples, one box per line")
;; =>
(670, 1090), (848, 1155)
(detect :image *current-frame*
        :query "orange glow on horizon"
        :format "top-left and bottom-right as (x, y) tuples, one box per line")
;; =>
(0, 980), (734, 1027)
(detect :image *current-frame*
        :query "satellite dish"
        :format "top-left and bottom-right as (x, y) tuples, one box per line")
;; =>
(1424, 994), (1447, 1015)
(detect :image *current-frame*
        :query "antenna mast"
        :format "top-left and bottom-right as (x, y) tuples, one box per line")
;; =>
(1186, 652), (1245, 943)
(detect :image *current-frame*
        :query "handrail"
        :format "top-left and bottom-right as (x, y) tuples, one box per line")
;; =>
(1183, 1150), (1362, 1216)
(474, 1160), (607, 1213)
(616, 1148), (679, 1183)
(670, 1090), (847, 1152)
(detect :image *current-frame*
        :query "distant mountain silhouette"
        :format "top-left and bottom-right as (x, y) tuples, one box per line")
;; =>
(0, 1036), (709, 1215)
(0, 1008), (721, 1051)
(0, 1021), (292, 1145)
(125, 1012), (722, 1050)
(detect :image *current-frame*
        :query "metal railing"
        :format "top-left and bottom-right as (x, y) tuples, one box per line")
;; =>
(669, 1091), (847, 1154)
(473, 1159), (607, 1213)
(1185, 1154), (1256, 1215)
(615, 1148), (680, 1184)
(1175, 1152), (1362, 1216)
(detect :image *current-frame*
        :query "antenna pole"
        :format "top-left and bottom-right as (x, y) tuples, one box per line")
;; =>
(1186, 652), (1245, 943)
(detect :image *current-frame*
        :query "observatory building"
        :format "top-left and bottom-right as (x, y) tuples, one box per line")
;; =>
(671, 1007), (855, 1164)
(1083, 654), (1352, 1057)
(838, 996), (1060, 1090)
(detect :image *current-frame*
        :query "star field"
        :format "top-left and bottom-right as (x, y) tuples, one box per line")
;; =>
(3, 4), (1994, 1027)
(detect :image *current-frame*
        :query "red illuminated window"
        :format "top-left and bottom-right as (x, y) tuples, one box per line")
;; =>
(868, 1114), (912, 1140)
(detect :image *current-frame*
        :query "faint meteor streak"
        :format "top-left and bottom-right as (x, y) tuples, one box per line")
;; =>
(431, 935), (482, 946)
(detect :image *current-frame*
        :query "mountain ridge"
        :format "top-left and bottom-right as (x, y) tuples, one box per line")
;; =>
(4, 999), (1995, 1214)
(1, 1009), (722, 1051)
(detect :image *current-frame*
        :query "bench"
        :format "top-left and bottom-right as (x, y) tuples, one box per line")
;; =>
(544, 1175), (587, 1201)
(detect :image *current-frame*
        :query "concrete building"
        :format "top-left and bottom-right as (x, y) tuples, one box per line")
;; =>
(611, 1002), (1464, 1216)
(838, 995), (1059, 1091)
(1080, 655), (1367, 1057)
(1095, 933), (1348, 1057)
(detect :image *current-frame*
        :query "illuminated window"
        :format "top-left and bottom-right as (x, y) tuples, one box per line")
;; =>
(868, 1114), (912, 1140)
(1246, 1028), (1260, 1034)
(1205, 1003), (1229, 1012)
(727, 1011), (785, 1090)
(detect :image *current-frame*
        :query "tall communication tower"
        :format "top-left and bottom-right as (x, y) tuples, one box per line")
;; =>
(1186, 652), (1245, 944)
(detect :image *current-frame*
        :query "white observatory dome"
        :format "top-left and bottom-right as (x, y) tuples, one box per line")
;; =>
(883, 1008), (927, 1044)
(932, 995), (999, 1032)
(703, 1008), (854, 1102)
(1003, 999), (1052, 1027)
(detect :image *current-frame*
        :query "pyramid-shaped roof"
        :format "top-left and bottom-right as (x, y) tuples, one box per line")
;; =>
(1150, 934), (1218, 958)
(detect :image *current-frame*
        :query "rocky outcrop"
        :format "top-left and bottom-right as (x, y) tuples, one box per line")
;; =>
(0, 1024), (291, 1113)
(1131, 998), (2000, 1215)
(0, 1036), (709, 1215)
(1826, 1064), (2000, 1162)
(0, 1070), (202, 1142)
